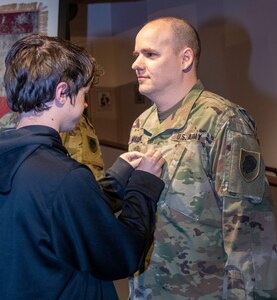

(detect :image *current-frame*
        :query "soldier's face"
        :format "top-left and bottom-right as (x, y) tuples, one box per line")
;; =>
(132, 21), (184, 102)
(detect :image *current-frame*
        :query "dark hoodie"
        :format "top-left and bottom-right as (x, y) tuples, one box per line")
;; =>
(0, 125), (164, 300)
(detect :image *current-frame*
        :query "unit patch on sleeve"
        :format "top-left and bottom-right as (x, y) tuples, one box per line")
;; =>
(239, 148), (260, 182)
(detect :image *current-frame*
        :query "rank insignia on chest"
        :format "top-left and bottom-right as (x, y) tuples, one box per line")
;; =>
(239, 148), (260, 182)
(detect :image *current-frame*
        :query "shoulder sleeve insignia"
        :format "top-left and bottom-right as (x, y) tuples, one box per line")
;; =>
(239, 148), (260, 182)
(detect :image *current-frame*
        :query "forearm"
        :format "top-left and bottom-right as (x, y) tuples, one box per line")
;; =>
(98, 157), (135, 212)
(51, 167), (164, 281)
(118, 170), (164, 273)
(118, 170), (163, 236)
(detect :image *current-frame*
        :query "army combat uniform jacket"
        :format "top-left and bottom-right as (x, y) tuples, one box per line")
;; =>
(128, 81), (277, 299)
(60, 114), (105, 180)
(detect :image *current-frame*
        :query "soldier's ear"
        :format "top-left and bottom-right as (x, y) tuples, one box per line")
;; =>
(181, 47), (194, 73)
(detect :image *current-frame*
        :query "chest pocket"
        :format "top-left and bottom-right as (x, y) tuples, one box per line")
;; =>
(161, 140), (221, 226)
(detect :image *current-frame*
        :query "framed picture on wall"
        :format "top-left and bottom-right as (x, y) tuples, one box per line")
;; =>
(0, 0), (59, 129)
(97, 91), (112, 111)
(89, 87), (116, 115)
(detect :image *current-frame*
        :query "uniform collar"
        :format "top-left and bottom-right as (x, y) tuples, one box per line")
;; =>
(142, 80), (204, 138)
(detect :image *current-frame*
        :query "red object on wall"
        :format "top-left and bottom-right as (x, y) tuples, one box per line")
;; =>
(0, 97), (10, 118)
(0, 9), (38, 120)
(0, 11), (37, 34)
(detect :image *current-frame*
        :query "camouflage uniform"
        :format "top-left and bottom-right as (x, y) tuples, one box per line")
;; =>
(128, 81), (277, 299)
(0, 111), (18, 131)
(60, 115), (105, 180)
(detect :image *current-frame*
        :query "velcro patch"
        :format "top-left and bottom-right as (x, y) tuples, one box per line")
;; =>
(239, 148), (260, 182)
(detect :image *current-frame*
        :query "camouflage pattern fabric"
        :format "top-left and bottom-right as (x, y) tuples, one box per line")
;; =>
(60, 115), (105, 180)
(128, 81), (277, 299)
(0, 111), (18, 131)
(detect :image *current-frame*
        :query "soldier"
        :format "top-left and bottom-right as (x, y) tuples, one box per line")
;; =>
(128, 17), (277, 299)
(60, 114), (105, 180)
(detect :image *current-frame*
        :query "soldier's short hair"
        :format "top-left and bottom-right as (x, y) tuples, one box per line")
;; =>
(147, 17), (201, 69)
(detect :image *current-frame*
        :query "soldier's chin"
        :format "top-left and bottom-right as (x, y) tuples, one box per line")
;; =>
(138, 87), (149, 97)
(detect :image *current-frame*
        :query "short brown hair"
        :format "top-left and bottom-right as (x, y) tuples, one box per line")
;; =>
(147, 17), (201, 69)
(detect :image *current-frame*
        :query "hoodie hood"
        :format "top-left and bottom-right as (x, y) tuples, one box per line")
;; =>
(0, 126), (67, 194)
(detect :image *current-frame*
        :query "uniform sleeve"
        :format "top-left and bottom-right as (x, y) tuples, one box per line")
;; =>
(211, 116), (277, 299)
(50, 166), (164, 281)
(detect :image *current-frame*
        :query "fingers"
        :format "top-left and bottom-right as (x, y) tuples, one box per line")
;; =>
(120, 151), (143, 162)
(128, 157), (142, 168)
(146, 147), (165, 161)
(137, 148), (165, 177)
(120, 148), (165, 177)
(145, 148), (164, 163)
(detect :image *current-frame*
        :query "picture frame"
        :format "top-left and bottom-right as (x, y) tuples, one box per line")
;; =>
(87, 87), (116, 117)
(97, 91), (112, 112)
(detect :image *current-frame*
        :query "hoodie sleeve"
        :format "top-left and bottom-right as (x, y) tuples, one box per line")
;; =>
(50, 166), (164, 281)
(97, 157), (135, 212)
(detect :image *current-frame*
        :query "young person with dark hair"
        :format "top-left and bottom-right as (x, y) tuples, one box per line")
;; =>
(0, 33), (165, 300)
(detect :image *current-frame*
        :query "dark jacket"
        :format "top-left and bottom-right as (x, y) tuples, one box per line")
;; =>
(0, 125), (164, 300)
